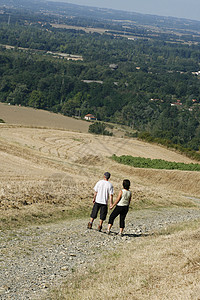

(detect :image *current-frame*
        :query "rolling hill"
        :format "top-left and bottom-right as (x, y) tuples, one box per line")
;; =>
(0, 102), (199, 225)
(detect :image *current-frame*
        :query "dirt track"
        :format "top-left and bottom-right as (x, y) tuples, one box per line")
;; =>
(1, 207), (200, 299)
(0, 103), (200, 299)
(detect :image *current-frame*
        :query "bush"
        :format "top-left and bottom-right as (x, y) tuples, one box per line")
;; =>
(138, 132), (200, 161)
(111, 155), (200, 171)
(88, 122), (113, 136)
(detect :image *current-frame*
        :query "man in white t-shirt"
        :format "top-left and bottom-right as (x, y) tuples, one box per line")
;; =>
(87, 172), (114, 232)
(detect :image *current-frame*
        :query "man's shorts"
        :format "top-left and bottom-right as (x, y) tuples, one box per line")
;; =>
(90, 202), (108, 221)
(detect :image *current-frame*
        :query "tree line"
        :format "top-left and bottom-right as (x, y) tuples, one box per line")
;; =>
(0, 20), (200, 151)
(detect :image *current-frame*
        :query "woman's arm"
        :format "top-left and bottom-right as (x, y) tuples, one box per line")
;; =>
(110, 190), (122, 209)
(129, 193), (132, 205)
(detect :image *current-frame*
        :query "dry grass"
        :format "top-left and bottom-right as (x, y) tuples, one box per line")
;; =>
(0, 103), (90, 132)
(0, 104), (200, 229)
(52, 222), (200, 300)
(1, 104), (200, 298)
(51, 24), (108, 34)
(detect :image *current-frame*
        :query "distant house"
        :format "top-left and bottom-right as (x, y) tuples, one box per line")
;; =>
(109, 64), (118, 70)
(171, 100), (183, 107)
(192, 71), (200, 76)
(82, 80), (103, 84)
(84, 114), (97, 121)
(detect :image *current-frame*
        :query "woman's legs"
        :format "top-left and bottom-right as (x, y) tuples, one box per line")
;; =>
(107, 223), (112, 232)
(107, 206), (121, 232)
(119, 206), (129, 234)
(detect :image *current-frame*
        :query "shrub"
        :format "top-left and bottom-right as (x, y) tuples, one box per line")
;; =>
(88, 122), (113, 136)
(138, 132), (200, 161)
(111, 155), (200, 171)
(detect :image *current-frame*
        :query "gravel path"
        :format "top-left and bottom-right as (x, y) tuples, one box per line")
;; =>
(1, 207), (200, 299)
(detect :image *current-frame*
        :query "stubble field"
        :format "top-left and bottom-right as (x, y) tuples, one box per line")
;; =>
(1, 103), (200, 299)
(0, 102), (200, 228)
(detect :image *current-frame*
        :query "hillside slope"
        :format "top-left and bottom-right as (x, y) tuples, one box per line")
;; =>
(0, 103), (199, 222)
(0, 102), (89, 132)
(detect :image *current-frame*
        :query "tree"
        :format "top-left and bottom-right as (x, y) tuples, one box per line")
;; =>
(7, 84), (29, 105)
(88, 122), (113, 136)
(61, 92), (91, 116)
(28, 90), (46, 109)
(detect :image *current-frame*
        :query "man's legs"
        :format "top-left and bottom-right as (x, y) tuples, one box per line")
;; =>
(87, 217), (94, 229)
(98, 204), (107, 231)
(88, 203), (100, 229)
(97, 219), (103, 231)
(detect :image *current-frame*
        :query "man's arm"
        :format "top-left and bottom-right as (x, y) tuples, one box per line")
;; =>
(93, 191), (97, 203)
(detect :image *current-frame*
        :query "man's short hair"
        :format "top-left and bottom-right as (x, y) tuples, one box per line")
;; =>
(104, 172), (111, 179)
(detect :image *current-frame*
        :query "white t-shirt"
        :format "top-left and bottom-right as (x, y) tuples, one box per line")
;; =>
(94, 179), (114, 205)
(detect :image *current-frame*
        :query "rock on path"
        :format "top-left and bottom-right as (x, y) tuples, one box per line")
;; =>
(1, 207), (200, 299)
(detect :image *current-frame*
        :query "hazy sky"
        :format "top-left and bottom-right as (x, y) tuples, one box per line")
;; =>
(58, 0), (200, 21)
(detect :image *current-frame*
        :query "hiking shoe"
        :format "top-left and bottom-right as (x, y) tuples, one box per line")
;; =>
(97, 225), (102, 232)
(87, 222), (92, 229)
(107, 230), (111, 235)
(118, 232), (123, 236)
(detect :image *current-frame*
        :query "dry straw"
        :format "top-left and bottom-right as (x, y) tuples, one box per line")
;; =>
(53, 223), (200, 300)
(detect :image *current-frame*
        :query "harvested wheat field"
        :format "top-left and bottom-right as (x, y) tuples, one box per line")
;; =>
(1, 103), (200, 299)
(0, 102), (89, 132)
(0, 102), (200, 223)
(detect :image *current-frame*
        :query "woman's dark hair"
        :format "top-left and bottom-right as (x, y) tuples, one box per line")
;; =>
(123, 179), (130, 190)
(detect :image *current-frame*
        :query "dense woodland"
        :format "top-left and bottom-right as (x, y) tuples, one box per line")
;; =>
(0, 1), (200, 151)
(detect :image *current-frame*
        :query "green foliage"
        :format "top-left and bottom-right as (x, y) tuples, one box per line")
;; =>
(61, 92), (90, 117)
(0, 14), (200, 152)
(138, 132), (200, 161)
(0, 118), (5, 123)
(88, 122), (113, 136)
(28, 90), (45, 109)
(111, 154), (200, 171)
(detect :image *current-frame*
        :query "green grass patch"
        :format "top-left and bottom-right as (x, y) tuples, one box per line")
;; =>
(111, 154), (200, 171)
